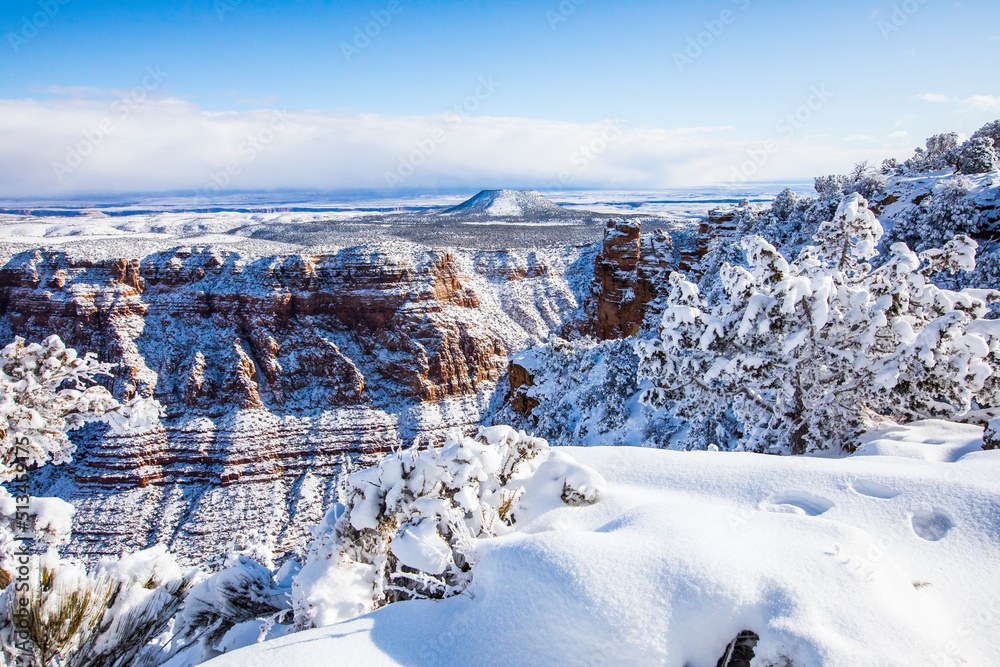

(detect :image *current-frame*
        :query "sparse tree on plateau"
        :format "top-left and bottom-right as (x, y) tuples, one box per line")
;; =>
(888, 176), (984, 253)
(970, 119), (1000, 152)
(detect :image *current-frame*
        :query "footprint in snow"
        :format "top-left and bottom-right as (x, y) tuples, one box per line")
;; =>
(850, 479), (900, 499)
(761, 491), (834, 516)
(911, 509), (954, 541)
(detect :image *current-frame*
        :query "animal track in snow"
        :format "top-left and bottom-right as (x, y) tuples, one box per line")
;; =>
(850, 479), (900, 499)
(761, 491), (835, 516)
(911, 509), (954, 541)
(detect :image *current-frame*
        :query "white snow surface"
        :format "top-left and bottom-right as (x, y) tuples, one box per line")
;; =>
(205, 420), (1000, 667)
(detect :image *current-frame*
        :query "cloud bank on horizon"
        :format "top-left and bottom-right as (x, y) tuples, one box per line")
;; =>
(2, 93), (990, 198)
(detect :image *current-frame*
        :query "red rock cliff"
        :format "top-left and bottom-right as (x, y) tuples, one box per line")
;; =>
(589, 219), (674, 339)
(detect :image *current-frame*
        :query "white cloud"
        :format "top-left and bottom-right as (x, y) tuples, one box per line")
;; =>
(846, 134), (877, 142)
(887, 130), (909, 139)
(914, 93), (947, 103)
(0, 97), (885, 196)
(961, 95), (1000, 111)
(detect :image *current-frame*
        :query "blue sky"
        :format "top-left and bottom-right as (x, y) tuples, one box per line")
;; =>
(0, 0), (997, 195)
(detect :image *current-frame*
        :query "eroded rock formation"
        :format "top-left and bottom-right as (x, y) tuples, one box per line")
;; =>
(507, 359), (539, 418)
(589, 219), (674, 340)
(0, 242), (589, 560)
(678, 208), (738, 276)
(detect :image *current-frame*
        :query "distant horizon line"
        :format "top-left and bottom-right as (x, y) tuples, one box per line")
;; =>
(0, 180), (816, 204)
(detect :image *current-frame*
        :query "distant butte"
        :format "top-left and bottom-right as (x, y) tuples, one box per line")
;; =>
(443, 189), (572, 218)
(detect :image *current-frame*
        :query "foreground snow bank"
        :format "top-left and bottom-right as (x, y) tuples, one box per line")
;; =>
(208, 420), (999, 666)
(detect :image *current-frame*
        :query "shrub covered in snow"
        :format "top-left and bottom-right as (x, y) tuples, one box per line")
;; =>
(291, 426), (605, 629)
(698, 164), (888, 284)
(637, 194), (1000, 454)
(955, 135), (998, 174)
(886, 176), (985, 253)
(161, 554), (292, 663)
(0, 546), (198, 667)
(890, 120), (1000, 176)
(904, 132), (959, 172)
(984, 416), (1000, 450)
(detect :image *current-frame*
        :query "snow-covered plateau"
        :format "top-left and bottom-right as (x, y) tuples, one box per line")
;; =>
(205, 420), (999, 667)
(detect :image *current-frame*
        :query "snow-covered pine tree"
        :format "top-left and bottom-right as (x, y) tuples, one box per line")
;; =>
(0, 335), (185, 667)
(969, 119), (1000, 155)
(162, 552), (292, 663)
(0, 335), (158, 478)
(0, 335), (159, 583)
(3, 546), (200, 667)
(636, 194), (999, 454)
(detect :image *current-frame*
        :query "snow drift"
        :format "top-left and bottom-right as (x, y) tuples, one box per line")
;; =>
(205, 420), (1000, 666)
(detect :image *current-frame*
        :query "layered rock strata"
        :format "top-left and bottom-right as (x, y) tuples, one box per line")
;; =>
(1, 242), (590, 561)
